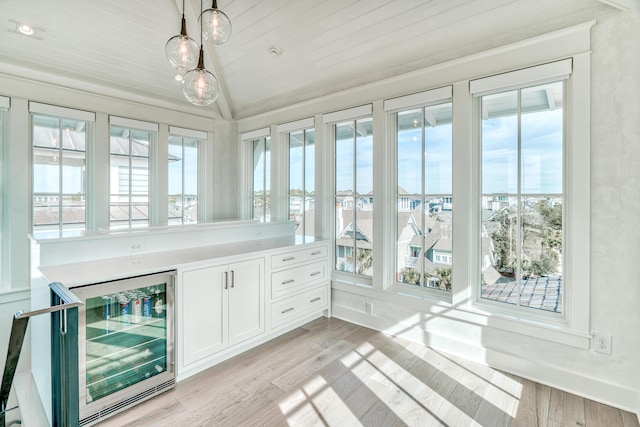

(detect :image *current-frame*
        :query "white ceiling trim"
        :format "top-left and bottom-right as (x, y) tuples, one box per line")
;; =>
(0, 96), (10, 109)
(276, 117), (315, 133)
(241, 127), (271, 141)
(384, 86), (453, 112)
(169, 126), (208, 139)
(322, 104), (372, 124)
(110, 116), (159, 132)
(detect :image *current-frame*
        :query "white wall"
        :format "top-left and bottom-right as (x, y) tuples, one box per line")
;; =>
(237, 11), (640, 414)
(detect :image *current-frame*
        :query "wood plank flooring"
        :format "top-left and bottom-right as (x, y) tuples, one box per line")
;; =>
(97, 318), (639, 427)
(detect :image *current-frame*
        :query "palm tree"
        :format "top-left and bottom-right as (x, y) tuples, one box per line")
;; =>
(346, 248), (373, 275)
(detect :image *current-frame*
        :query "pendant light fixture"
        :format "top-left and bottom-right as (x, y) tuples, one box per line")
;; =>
(200, 0), (232, 45)
(182, 1), (219, 106)
(165, 0), (199, 75)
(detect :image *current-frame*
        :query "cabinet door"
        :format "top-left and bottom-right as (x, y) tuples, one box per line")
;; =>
(181, 265), (228, 366)
(228, 258), (264, 346)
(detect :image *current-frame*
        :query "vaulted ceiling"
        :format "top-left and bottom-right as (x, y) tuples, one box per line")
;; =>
(0, 0), (627, 121)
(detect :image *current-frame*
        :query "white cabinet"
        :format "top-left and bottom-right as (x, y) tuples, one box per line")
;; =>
(269, 242), (330, 330)
(180, 258), (264, 367)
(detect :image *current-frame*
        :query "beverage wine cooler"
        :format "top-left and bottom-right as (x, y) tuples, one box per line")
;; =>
(72, 271), (176, 426)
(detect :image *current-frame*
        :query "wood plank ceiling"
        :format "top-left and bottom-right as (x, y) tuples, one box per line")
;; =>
(0, 0), (619, 120)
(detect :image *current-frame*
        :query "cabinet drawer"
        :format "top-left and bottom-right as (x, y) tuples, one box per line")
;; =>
(271, 286), (327, 328)
(271, 260), (327, 299)
(271, 245), (328, 269)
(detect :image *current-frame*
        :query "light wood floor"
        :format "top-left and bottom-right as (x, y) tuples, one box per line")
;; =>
(98, 318), (639, 427)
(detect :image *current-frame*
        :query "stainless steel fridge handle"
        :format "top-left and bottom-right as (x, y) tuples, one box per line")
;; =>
(224, 271), (228, 289)
(231, 271), (235, 288)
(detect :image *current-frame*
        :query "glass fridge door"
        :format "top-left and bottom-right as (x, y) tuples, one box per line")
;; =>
(73, 271), (175, 423)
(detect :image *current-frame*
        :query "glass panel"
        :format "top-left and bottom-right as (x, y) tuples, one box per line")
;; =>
(168, 195), (182, 225)
(481, 196), (518, 306)
(84, 283), (167, 403)
(520, 197), (563, 312)
(482, 90), (518, 194)
(397, 198), (420, 284)
(335, 196), (355, 273)
(131, 166), (149, 195)
(33, 149), (60, 193)
(253, 196), (266, 223)
(253, 139), (265, 194)
(61, 195), (85, 225)
(304, 197), (315, 241)
(335, 121), (355, 194)
(304, 130), (315, 196)
(289, 131), (304, 195)
(521, 82), (563, 194)
(62, 151), (85, 194)
(354, 198), (373, 277)
(423, 196), (453, 291)
(62, 118), (87, 151)
(356, 118), (373, 197)
(289, 196), (304, 235)
(424, 103), (453, 194)
(183, 139), (198, 196)
(397, 109), (423, 194)
(33, 115), (60, 148)
(110, 126), (130, 156)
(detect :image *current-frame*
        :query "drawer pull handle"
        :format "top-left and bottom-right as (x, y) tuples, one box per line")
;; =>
(310, 251), (322, 256)
(282, 279), (295, 285)
(310, 271), (321, 277)
(282, 307), (295, 314)
(282, 256), (295, 262)
(310, 297), (321, 303)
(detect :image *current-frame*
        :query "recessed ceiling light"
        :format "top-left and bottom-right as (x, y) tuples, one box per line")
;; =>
(269, 47), (282, 57)
(8, 19), (43, 39)
(18, 23), (34, 36)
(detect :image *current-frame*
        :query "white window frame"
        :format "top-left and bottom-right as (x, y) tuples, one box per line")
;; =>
(108, 116), (158, 230)
(277, 117), (315, 244)
(464, 57), (590, 337)
(241, 127), (271, 222)
(324, 104), (374, 285)
(168, 126), (205, 225)
(29, 102), (96, 238)
(385, 87), (454, 297)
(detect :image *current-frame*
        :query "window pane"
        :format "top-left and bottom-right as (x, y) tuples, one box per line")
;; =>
(289, 131), (303, 195)
(62, 152), (85, 194)
(335, 196), (355, 273)
(521, 82), (563, 194)
(335, 122), (355, 194)
(168, 137), (183, 195)
(61, 195), (85, 225)
(482, 90), (518, 194)
(33, 115), (60, 148)
(61, 119), (86, 151)
(397, 109), (422, 194)
(356, 118), (373, 196)
(520, 197), (563, 312)
(289, 196), (303, 235)
(305, 130), (315, 196)
(33, 150), (60, 193)
(253, 139), (265, 193)
(425, 103), (452, 194)
(423, 196), (453, 291)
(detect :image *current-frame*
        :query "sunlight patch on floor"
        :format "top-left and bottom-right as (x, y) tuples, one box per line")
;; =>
(279, 374), (362, 426)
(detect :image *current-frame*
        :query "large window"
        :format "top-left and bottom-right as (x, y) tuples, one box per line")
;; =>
(392, 96), (453, 291)
(288, 127), (315, 243)
(479, 81), (564, 313)
(168, 130), (201, 225)
(32, 106), (93, 238)
(334, 118), (374, 277)
(252, 136), (271, 222)
(109, 119), (156, 229)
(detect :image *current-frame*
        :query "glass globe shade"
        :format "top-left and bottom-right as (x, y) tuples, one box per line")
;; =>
(182, 67), (219, 106)
(200, 8), (232, 45)
(165, 34), (199, 72)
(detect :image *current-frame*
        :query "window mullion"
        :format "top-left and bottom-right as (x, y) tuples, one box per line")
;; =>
(516, 89), (523, 307)
(352, 121), (357, 266)
(420, 108), (426, 287)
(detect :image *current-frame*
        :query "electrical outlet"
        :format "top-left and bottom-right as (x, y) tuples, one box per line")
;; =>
(365, 301), (374, 315)
(592, 332), (612, 355)
(129, 242), (143, 252)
